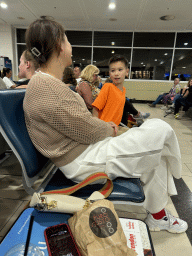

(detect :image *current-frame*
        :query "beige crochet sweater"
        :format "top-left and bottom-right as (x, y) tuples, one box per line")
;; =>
(23, 72), (113, 167)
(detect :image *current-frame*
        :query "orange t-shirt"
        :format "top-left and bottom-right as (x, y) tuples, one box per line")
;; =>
(92, 83), (126, 126)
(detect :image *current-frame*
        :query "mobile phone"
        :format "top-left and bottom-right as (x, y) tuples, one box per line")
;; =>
(44, 223), (81, 256)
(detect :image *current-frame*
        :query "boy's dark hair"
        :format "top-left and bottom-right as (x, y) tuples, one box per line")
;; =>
(108, 54), (129, 68)
(25, 18), (65, 65)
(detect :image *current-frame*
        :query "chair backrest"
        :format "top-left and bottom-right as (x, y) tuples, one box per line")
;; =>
(0, 77), (7, 90)
(0, 89), (50, 178)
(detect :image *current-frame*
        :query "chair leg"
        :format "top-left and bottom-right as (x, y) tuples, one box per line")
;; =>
(0, 151), (12, 164)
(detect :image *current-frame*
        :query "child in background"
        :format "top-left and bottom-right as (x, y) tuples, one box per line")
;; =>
(92, 54), (128, 126)
(63, 67), (77, 92)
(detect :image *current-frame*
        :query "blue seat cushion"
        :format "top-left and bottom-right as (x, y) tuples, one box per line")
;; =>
(45, 169), (145, 203)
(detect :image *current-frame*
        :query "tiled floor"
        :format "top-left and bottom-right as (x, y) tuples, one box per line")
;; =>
(1, 103), (192, 255)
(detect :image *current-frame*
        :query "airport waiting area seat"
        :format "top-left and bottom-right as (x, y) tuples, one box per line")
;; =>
(0, 89), (145, 205)
(0, 77), (7, 90)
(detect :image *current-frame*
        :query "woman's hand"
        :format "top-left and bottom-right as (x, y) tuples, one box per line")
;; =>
(108, 121), (118, 136)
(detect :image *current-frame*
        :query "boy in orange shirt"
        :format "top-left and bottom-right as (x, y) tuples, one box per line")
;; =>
(92, 54), (129, 126)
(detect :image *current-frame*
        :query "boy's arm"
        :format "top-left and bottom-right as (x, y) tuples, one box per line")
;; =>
(92, 83), (109, 111)
(92, 106), (99, 118)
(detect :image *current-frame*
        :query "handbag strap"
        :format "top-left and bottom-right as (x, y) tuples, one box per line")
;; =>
(42, 172), (113, 198)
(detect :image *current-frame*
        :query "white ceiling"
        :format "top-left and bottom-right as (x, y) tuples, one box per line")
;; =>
(0, 0), (192, 31)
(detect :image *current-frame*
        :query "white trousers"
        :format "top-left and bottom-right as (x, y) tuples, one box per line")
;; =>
(60, 119), (182, 213)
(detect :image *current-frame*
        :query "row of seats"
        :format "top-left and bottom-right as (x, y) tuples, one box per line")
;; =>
(0, 89), (145, 206)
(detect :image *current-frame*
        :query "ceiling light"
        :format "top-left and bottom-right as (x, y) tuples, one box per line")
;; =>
(179, 56), (184, 60)
(143, 65), (145, 66)
(111, 42), (115, 46)
(184, 43), (188, 45)
(154, 59), (157, 61)
(164, 53), (168, 55)
(73, 61), (75, 62)
(82, 59), (85, 61)
(109, 3), (116, 10)
(112, 50), (115, 54)
(93, 61), (96, 62)
(182, 67), (186, 68)
(141, 62), (143, 64)
(160, 15), (175, 21)
(0, 2), (8, 8)
(160, 61), (164, 64)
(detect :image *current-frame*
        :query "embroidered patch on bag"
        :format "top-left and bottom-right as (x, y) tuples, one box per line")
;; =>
(89, 207), (117, 238)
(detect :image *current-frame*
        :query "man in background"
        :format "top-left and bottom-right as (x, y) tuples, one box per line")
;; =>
(16, 50), (39, 89)
(73, 66), (81, 84)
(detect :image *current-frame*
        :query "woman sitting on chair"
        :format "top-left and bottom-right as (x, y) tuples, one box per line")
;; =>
(174, 78), (192, 119)
(23, 18), (187, 234)
(148, 78), (181, 109)
(1, 68), (16, 89)
(76, 65), (100, 111)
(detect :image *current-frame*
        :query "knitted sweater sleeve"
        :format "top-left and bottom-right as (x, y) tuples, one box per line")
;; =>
(27, 74), (114, 145)
(50, 91), (113, 144)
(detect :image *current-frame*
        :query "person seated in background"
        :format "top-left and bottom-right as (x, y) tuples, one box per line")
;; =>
(174, 78), (192, 119)
(24, 18), (188, 234)
(1, 68), (16, 89)
(170, 83), (189, 108)
(148, 78), (180, 109)
(0, 77), (7, 89)
(165, 81), (190, 115)
(76, 64), (100, 111)
(73, 66), (81, 84)
(62, 67), (77, 92)
(16, 50), (39, 89)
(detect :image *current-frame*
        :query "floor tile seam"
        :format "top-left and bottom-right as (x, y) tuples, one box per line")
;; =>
(182, 174), (192, 178)
(0, 202), (32, 241)
(182, 165), (192, 170)
(0, 201), (23, 232)
(0, 196), (30, 200)
(171, 178), (192, 245)
(185, 163), (192, 168)
(0, 173), (22, 177)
